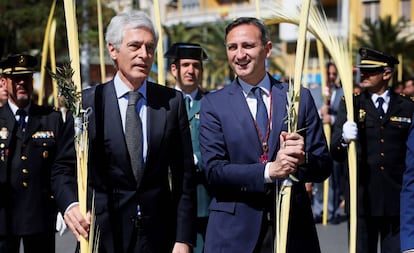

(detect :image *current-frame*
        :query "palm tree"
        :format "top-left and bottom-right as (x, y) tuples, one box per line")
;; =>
(354, 15), (414, 78)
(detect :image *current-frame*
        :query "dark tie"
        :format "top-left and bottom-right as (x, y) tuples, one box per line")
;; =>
(16, 109), (27, 131)
(185, 96), (191, 113)
(376, 97), (385, 117)
(252, 87), (269, 137)
(125, 91), (143, 184)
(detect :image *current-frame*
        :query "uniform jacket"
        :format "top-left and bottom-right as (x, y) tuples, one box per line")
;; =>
(331, 90), (414, 216)
(199, 74), (332, 253)
(401, 123), (414, 251)
(188, 90), (211, 218)
(51, 80), (197, 253)
(0, 103), (63, 235)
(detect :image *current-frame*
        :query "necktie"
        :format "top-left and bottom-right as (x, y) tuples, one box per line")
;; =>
(185, 96), (191, 113)
(16, 109), (27, 131)
(253, 87), (269, 137)
(376, 97), (385, 117)
(125, 91), (143, 184)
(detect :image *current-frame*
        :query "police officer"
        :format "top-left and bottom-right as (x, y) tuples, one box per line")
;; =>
(165, 43), (210, 253)
(0, 54), (67, 253)
(331, 48), (414, 253)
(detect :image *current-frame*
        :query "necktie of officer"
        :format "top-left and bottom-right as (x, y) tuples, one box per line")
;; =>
(252, 87), (268, 137)
(16, 109), (27, 131)
(376, 97), (385, 117)
(185, 96), (191, 112)
(125, 91), (143, 184)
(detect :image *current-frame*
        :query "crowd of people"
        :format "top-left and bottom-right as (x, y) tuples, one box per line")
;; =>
(1, 9), (414, 253)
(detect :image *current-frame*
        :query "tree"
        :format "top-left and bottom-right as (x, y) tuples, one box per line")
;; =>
(0, 0), (115, 61)
(354, 15), (414, 78)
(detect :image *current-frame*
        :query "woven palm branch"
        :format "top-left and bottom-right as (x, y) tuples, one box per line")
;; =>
(266, 2), (357, 253)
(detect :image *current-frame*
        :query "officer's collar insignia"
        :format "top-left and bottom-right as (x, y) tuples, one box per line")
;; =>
(0, 127), (9, 139)
(359, 109), (366, 122)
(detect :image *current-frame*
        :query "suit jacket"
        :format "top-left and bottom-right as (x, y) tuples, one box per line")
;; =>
(199, 75), (332, 253)
(52, 80), (197, 253)
(188, 90), (211, 218)
(331, 90), (414, 216)
(0, 104), (63, 235)
(401, 123), (414, 252)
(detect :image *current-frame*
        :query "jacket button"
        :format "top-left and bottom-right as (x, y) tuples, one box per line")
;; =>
(21, 155), (27, 160)
(22, 181), (28, 188)
(22, 168), (29, 174)
(380, 166), (385, 170)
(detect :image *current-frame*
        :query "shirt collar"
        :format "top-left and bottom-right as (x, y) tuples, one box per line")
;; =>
(9, 100), (30, 115)
(238, 75), (271, 96)
(175, 86), (198, 100)
(114, 74), (147, 99)
(371, 89), (390, 104)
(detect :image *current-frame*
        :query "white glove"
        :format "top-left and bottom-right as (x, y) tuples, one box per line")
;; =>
(56, 212), (67, 236)
(342, 121), (358, 144)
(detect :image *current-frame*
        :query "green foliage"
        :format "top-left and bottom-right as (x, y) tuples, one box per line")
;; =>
(355, 15), (414, 77)
(0, 0), (115, 61)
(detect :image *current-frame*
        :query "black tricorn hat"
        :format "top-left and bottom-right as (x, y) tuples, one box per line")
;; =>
(164, 43), (208, 61)
(1, 54), (37, 75)
(357, 47), (399, 69)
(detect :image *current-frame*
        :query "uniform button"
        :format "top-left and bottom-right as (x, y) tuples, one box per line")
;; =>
(22, 168), (29, 174)
(22, 181), (28, 188)
(22, 144), (27, 148)
(380, 139), (384, 143)
(42, 142), (47, 147)
(380, 166), (385, 170)
(21, 155), (27, 160)
(380, 153), (384, 157)
(380, 126), (384, 130)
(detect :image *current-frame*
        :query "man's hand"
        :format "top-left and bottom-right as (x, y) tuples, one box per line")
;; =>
(268, 131), (305, 179)
(320, 104), (331, 124)
(342, 121), (358, 144)
(172, 242), (191, 253)
(64, 204), (91, 241)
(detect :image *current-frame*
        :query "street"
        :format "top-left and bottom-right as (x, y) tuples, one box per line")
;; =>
(50, 220), (349, 253)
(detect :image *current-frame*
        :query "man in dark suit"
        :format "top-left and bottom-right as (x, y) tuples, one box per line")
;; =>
(199, 17), (332, 253)
(165, 42), (211, 253)
(0, 54), (66, 253)
(331, 47), (414, 253)
(51, 11), (197, 253)
(313, 62), (345, 224)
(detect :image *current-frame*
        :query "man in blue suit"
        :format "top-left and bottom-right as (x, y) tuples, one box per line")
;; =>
(199, 17), (332, 253)
(165, 43), (211, 253)
(51, 11), (196, 253)
(402, 122), (414, 253)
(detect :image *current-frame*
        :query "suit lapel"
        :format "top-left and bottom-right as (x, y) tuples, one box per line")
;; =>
(187, 90), (202, 120)
(228, 80), (263, 155)
(23, 105), (42, 143)
(268, 77), (288, 160)
(102, 82), (134, 179)
(146, 83), (166, 161)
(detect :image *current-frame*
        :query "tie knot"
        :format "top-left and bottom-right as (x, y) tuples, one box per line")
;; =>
(377, 97), (384, 105)
(16, 109), (27, 117)
(252, 87), (263, 99)
(128, 91), (141, 106)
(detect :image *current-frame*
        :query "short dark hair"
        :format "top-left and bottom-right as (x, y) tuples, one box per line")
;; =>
(225, 17), (270, 46)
